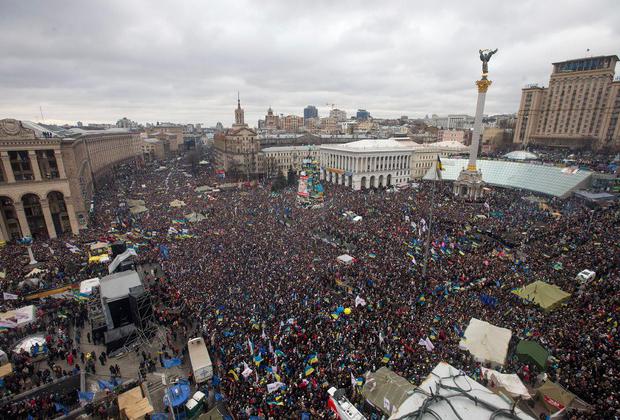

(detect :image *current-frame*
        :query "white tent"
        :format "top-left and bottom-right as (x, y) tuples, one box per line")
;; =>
(390, 362), (534, 419)
(0, 305), (36, 329)
(481, 367), (531, 400)
(185, 212), (207, 223)
(89, 241), (109, 251)
(13, 335), (46, 356)
(459, 318), (512, 367)
(170, 199), (186, 208)
(80, 278), (101, 295)
(130, 205), (148, 215)
(108, 248), (138, 274)
(336, 254), (355, 265)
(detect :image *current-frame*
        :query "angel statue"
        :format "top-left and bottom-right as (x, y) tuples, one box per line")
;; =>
(479, 48), (498, 76)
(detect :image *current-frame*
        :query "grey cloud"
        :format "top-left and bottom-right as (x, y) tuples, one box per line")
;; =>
(0, 0), (618, 125)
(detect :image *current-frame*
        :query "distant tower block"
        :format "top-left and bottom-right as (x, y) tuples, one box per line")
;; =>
(454, 49), (497, 201)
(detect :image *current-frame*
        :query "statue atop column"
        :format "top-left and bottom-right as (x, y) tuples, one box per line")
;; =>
(479, 48), (498, 78)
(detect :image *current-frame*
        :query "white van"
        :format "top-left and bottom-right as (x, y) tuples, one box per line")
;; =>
(187, 337), (213, 383)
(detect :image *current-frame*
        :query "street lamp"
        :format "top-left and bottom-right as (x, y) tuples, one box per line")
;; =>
(18, 236), (37, 265)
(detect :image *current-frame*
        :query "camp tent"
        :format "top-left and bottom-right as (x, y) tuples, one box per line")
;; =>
(79, 278), (100, 295)
(126, 199), (145, 207)
(513, 281), (571, 311)
(108, 248), (138, 274)
(170, 199), (186, 208)
(516, 340), (549, 371)
(89, 241), (109, 252)
(336, 254), (355, 265)
(392, 363), (535, 419)
(13, 335), (46, 356)
(536, 380), (592, 415)
(0, 305), (36, 329)
(129, 205), (148, 215)
(459, 318), (512, 367)
(185, 212), (207, 223)
(480, 367), (531, 400)
(362, 367), (416, 417)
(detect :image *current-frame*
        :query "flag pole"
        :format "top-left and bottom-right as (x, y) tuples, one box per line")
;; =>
(421, 155), (438, 282)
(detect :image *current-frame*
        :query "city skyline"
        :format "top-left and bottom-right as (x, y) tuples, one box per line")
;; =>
(1, 0), (619, 126)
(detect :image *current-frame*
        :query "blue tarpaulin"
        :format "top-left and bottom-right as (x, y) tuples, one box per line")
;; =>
(163, 358), (182, 369)
(78, 391), (95, 401)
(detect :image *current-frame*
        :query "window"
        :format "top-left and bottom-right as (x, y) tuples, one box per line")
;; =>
(9, 151), (34, 181)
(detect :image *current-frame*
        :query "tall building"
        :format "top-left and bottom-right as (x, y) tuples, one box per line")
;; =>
(213, 99), (260, 176)
(329, 108), (347, 122)
(356, 109), (371, 121)
(234, 92), (245, 126)
(264, 107), (280, 131)
(282, 115), (304, 132)
(304, 105), (318, 120)
(0, 119), (141, 240)
(514, 55), (620, 151)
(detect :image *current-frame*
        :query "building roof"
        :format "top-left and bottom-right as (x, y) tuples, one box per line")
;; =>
(99, 270), (142, 302)
(321, 138), (420, 153)
(424, 158), (592, 198)
(143, 138), (161, 144)
(262, 145), (319, 153)
(430, 140), (469, 151)
(504, 150), (539, 160)
(68, 127), (131, 136)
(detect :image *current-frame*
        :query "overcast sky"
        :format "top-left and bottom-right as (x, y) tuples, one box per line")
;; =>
(1, 0), (618, 127)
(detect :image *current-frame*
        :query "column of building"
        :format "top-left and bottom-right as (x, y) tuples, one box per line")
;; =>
(39, 198), (57, 239)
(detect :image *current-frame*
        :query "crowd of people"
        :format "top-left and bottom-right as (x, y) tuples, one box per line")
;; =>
(0, 150), (618, 419)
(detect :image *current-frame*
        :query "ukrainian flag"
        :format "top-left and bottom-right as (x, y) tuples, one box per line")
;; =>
(436, 155), (443, 180)
(381, 354), (391, 364)
(304, 365), (315, 376)
(254, 355), (263, 366)
(307, 353), (318, 364)
(356, 377), (364, 386)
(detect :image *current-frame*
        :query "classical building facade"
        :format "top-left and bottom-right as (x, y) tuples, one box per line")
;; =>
(320, 139), (416, 189)
(260, 145), (320, 177)
(213, 98), (260, 176)
(319, 138), (468, 190)
(514, 55), (620, 151)
(0, 119), (141, 241)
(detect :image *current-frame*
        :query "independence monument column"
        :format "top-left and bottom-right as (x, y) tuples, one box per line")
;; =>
(454, 48), (497, 201)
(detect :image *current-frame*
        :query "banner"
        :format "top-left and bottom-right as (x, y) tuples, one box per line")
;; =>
(297, 176), (309, 197)
(3, 292), (18, 300)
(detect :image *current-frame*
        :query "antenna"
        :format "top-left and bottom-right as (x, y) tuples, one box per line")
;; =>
(39, 106), (45, 123)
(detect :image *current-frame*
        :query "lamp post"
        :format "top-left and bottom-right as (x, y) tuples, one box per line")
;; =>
(18, 236), (37, 265)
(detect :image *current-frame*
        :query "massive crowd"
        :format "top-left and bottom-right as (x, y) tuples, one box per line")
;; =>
(0, 151), (618, 419)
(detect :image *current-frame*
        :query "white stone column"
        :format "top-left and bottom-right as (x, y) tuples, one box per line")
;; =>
(54, 150), (66, 178)
(0, 215), (8, 242)
(13, 201), (31, 238)
(28, 151), (42, 181)
(1, 152), (15, 183)
(65, 199), (80, 235)
(39, 198), (57, 239)
(468, 79), (492, 171)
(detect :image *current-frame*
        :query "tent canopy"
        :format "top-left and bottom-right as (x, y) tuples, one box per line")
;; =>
(536, 380), (592, 414)
(516, 340), (549, 371)
(79, 278), (100, 295)
(362, 367), (416, 416)
(185, 212), (207, 223)
(126, 199), (145, 207)
(513, 281), (571, 311)
(129, 205), (148, 214)
(336, 254), (354, 265)
(459, 318), (512, 367)
(170, 199), (186, 208)
(480, 367), (531, 400)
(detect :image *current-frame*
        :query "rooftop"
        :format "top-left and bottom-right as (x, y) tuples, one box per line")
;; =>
(424, 158), (592, 198)
(321, 138), (420, 153)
